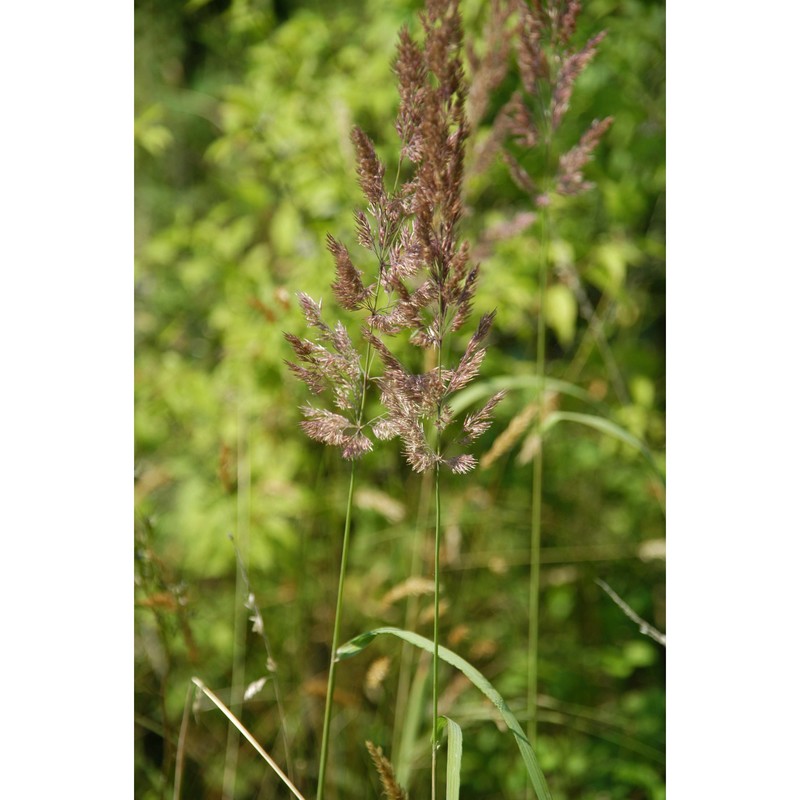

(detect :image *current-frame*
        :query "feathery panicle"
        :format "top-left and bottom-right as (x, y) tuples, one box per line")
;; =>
(379, 0), (474, 352)
(388, 225), (425, 281)
(299, 408), (373, 462)
(374, 368), (443, 472)
(286, 290), (371, 457)
(288, 0), (504, 472)
(487, 2), (610, 205)
(503, 150), (539, 197)
(328, 234), (371, 311)
(557, 115), (614, 195)
(394, 27), (427, 162)
(342, 430), (373, 460)
(500, 91), (539, 147)
(420, 0), (465, 97)
(472, 91), (536, 176)
(365, 741), (409, 800)
(516, 0), (549, 98)
(504, 92), (539, 149)
(444, 453), (478, 474)
(297, 291), (330, 333)
(462, 390), (507, 443)
(551, 31), (606, 130)
(351, 127), (387, 209)
(284, 7), (522, 796)
(362, 328), (405, 376)
(372, 416), (403, 442)
(557, 0), (582, 45)
(354, 210), (374, 250)
(447, 262), (479, 334)
(284, 344), (326, 396)
(467, 0), (514, 127)
(300, 406), (353, 447)
(401, 422), (438, 473)
(447, 311), (495, 393)
(363, 0), (502, 473)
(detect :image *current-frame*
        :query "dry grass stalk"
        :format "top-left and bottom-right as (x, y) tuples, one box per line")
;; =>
(190, 678), (306, 800)
(481, 401), (539, 468)
(482, 391), (559, 468)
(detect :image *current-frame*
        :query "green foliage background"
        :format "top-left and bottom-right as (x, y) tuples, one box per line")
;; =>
(134, 0), (665, 797)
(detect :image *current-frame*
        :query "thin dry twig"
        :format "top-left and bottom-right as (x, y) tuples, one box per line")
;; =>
(596, 579), (666, 647)
(230, 535), (294, 780)
(191, 678), (307, 800)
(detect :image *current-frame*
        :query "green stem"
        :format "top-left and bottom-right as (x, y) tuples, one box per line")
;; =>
(315, 215), (388, 798)
(431, 320), (445, 800)
(390, 469), (432, 775)
(316, 460), (357, 800)
(528, 192), (550, 758)
(431, 459), (442, 800)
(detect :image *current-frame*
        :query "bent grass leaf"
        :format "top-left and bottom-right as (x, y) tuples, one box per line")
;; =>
(336, 627), (552, 800)
(543, 411), (665, 484)
(449, 375), (593, 415)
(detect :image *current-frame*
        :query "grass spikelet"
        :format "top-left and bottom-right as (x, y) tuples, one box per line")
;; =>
(366, 741), (409, 800)
(481, 401), (539, 469)
(381, 576), (436, 609)
(365, 656), (392, 701)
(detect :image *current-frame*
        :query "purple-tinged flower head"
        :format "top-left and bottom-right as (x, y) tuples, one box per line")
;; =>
(328, 234), (372, 312)
(284, 293), (372, 460)
(351, 0), (505, 474)
(286, 0), (505, 471)
(556, 0), (582, 46)
(557, 115), (614, 195)
(466, 0), (514, 130)
(551, 31), (606, 130)
(482, 1), (612, 203)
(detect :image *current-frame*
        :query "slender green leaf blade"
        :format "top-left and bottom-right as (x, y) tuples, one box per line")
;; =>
(544, 411), (665, 484)
(335, 631), (378, 660)
(397, 655), (428, 787)
(441, 716), (462, 800)
(449, 375), (593, 415)
(335, 627), (552, 800)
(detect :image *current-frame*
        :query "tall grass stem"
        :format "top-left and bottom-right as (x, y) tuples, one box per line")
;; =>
(432, 460), (442, 800)
(317, 460), (358, 800)
(390, 469), (432, 765)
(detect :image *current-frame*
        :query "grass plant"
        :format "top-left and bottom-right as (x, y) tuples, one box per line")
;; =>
(134, 0), (666, 797)
(468, 0), (614, 760)
(286, 1), (506, 794)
